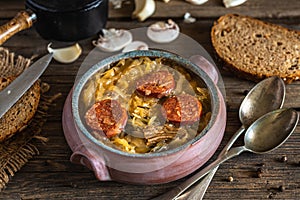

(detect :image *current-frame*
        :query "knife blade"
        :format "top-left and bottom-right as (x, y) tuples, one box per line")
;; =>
(0, 53), (53, 119)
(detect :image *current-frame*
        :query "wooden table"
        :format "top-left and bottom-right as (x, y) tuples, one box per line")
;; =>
(1, 0), (300, 199)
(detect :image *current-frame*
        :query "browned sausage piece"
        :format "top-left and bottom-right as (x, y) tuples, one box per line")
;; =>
(162, 94), (202, 125)
(136, 70), (175, 98)
(85, 99), (128, 138)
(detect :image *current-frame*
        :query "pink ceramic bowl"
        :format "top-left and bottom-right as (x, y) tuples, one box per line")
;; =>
(62, 50), (226, 184)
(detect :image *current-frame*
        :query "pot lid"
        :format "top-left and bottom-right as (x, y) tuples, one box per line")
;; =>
(26, 0), (105, 12)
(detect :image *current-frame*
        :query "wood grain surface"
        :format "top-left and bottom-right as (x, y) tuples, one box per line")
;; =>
(0, 0), (299, 199)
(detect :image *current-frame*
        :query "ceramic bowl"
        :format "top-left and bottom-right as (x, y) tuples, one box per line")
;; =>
(63, 50), (226, 184)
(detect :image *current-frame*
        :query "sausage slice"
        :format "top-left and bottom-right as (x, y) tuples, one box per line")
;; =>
(85, 99), (128, 138)
(136, 70), (175, 98)
(162, 94), (202, 125)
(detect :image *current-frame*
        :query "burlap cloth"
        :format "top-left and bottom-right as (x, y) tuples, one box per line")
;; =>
(0, 47), (60, 190)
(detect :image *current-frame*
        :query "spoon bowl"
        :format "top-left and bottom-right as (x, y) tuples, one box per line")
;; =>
(245, 108), (299, 153)
(240, 76), (285, 127)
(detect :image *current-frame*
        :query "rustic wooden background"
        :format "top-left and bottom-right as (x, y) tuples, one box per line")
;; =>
(0, 0), (300, 199)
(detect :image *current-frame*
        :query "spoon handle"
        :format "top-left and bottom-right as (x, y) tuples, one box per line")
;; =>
(177, 126), (246, 200)
(222, 125), (246, 154)
(152, 146), (246, 200)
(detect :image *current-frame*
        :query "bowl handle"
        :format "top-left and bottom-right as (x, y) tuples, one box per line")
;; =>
(189, 55), (219, 85)
(0, 10), (36, 45)
(70, 145), (111, 181)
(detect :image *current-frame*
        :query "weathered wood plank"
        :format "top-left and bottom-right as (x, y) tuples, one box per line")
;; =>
(1, 0), (300, 19)
(0, 1), (300, 199)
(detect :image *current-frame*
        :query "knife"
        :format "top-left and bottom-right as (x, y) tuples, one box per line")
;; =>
(0, 53), (53, 119)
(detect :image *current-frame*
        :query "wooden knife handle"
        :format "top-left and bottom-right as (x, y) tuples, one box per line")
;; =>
(0, 10), (36, 45)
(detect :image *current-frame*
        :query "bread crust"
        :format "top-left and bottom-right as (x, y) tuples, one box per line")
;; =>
(0, 77), (40, 142)
(211, 14), (300, 83)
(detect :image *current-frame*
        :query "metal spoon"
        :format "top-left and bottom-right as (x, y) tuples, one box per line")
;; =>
(153, 108), (299, 200)
(177, 76), (285, 200)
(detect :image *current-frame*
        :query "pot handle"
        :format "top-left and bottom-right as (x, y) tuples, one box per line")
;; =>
(70, 145), (111, 181)
(189, 55), (219, 85)
(0, 10), (36, 45)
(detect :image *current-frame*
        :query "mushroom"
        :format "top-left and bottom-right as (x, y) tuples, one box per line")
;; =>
(223, 0), (247, 8)
(92, 29), (133, 52)
(147, 19), (180, 43)
(186, 0), (209, 5)
(47, 43), (82, 64)
(132, 0), (156, 22)
(122, 41), (149, 52)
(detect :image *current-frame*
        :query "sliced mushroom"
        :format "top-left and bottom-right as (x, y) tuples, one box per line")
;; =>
(132, 0), (156, 22)
(223, 0), (247, 8)
(122, 41), (149, 52)
(186, 0), (209, 5)
(47, 43), (82, 64)
(92, 29), (133, 52)
(147, 19), (180, 43)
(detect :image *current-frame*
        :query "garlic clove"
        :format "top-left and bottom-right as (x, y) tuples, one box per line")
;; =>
(183, 12), (196, 23)
(92, 29), (133, 52)
(110, 0), (123, 9)
(132, 0), (156, 22)
(147, 19), (180, 43)
(186, 0), (209, 5)
(47, 43), (82, 64)
(122, 41), (149, 52)
(132, 0), (144, 16)
(223, 0), (247, 8)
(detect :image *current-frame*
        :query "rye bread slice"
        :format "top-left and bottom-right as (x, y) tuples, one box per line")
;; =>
(0, 77), (40, 142)
(211, 14), (300, 83)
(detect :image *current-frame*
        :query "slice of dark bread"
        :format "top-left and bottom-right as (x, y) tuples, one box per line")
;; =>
(211, 14), (300, 83)
(0, 77), (40, 142)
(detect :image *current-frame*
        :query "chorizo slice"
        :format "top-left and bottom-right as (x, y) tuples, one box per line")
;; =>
(162, 94), (202, 125)
(136, 70), (175, 98)
(85, 99), (128, 138)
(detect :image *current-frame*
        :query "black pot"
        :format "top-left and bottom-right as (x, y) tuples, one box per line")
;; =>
(25, 0), (108, 41)
(0, 0), (108, 44)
